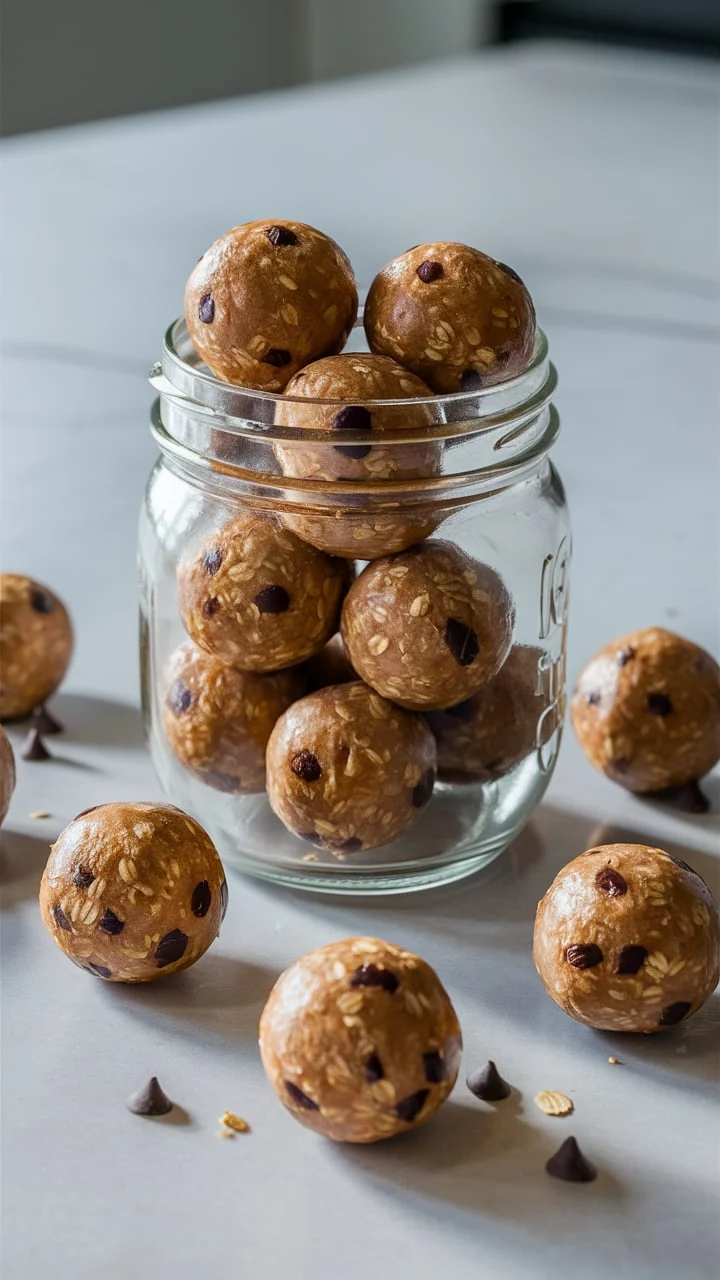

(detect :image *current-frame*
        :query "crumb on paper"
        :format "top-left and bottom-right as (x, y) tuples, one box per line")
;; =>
(29, 811), (51, 820)
(219, 1110), (250, 1133)
(608, 1056), (621, 1065)
(534, 1090), (574, 1117)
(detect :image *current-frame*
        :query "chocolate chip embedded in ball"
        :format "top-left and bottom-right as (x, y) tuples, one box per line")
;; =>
(259, 937), (462, 1143)
(571, 627), (720, 795)
(39, 802), (227, 983)
(185, 220), (358, 391)
(266, 682), (437, 854)
(341, 541), (515, 711)
(533, 843), (720, 1033)
(364, 242), (536, 394)
(0, 574), (74, 720)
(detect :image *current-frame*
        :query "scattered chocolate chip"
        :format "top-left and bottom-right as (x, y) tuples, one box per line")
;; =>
(202, 597), (220, 617)
(394, 1090), (429, 1123)
(99, 908), (125, 935)
(417, 260), (444, 283)
(253, 585), (290, 614)
(365, 1054), (384, 1083)
(496, 261), (525, 286)
(267, 225), (298, 247)
(423, 1051), (445, 1083)
(595, 867), (627, 897)
(412, 769), (435, 808)
(659, 1001), (692, 1027)
(31, 705), (63, 735)
(444, 618), (479, 667)
(566, 943), (603, 969)
(262, 348), (292, 367)
(191, 880), (211, 917)
(349, 964), (399, 994)
(53, 905), (72, 931)
(617, 945), (648, 975)
(30, 589), (54, 614)
(73, 867), (95, 888)
(199, 293), (215, 324)
(202, 548), (223, 576)
(219, 879), (229, 922)
(332, 405), (372, 432)
(651, 781), (710, 814)
(168, 680), (193, 715)
(291, 750), (322, 782)
(586, 692), (601, 706)
(126, 1076), (174, 1117)
(545, 1136), (597, 1183)
(617, 646), (635, 667)
(466, 1060), (512, 1101)
(155, 929), (189, 968)
(460, 369), (484, 391)
(647, 692), (672, 716)
(22, 728), (51, 761)
(87, 962), (112, 979)
(285, 1081), (318, 1110)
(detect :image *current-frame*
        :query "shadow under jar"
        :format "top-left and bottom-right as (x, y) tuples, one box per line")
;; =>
(139, 317), (570, 894)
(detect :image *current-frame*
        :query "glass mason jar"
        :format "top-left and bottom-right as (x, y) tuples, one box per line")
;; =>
(139, 317), (569, 894)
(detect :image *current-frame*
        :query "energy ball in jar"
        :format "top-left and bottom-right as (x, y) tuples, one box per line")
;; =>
(571, 628), (720, 795)
(163, 642), (306, 793)
(0, 726), (16, 826)
(0, 574), (74, 720)
(364, 243), (536, 394)
(533, 844), (720, 1033)
(341, 541), (515, 711)
(259, 936), (462, 1143)
(185, 220), (358, 390)
(266, 682), (437, 855)
(40, 803), (228, 983)
(177, 514), (351, 671)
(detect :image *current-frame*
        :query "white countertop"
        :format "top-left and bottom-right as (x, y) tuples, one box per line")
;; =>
(2, 40), (719, 1280)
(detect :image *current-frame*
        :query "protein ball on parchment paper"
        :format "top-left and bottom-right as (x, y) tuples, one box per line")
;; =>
(0, 574), (73, 720)
(0, 726), (16, 826)
(259, 936), (462, 1143)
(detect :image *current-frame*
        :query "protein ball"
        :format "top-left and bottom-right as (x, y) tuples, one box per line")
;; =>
(185, 220), (358, 390)
(259, 936), (462, 1143)
(533, 844), (720, 1033)
(426, 645), (559, 782)
(0, 574), (74, 720)
(364, 243), (536, 394)
(39, 802), (228, 983)
(266, 682), (437, 854)
(163, 642), (306, 793)
(177, 514), (351, 670)
(571, 628), (720, 794)
(0, 726), (16, 826)
(341, 541), (515, 711)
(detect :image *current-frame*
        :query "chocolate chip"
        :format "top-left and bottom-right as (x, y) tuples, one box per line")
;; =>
(202, 548), (223, 576)
(191, 880), (211, 917)
(99, 908), (124, 935)
(155, 929), (189, 967)
(444, 618), (479, 667)
(586, 692), (601, 706)
(349, 964), (399, 994)
(659, 1001), (692, 1026)
(460, 369), (484, 391)
(545, 1136), (597, 1183)
(199, 293), (214, 324)
(496, 261), (525, 287)
(291, 750), (322, 782)
(253, 585), (290, 614)
(202, 597), (220, 617)
(394, 1090), (429, 1123)
(285, 1081), (318, 1110)
(617, 646), (635, 666)
(31, 705), (63, 735)
(412, 769), (435, 808)
(365, 1054), (384, 1083)
(617, 945), (648, 975)
(466, 1060), (511, 1102)
(73, 867), (95, 888)
(88, 962), (112, 979)
(566, 943), (603, 969)
(332, 405), (372, 432)
(651, 781), (710, 814)
(338, 836), (363, 851)
(647, 692), (672, 716)
(22, 728), (51, 761)
(595, 867), (627, 897)
(267, 225), (298, 247)
(262, 348), (292, 367)
(168, 680), (193, 715)
(53, 905), (72, 931)
(417, 260), (444, 283)
(219, 879), (229, 922)
(299, 831), (321, 843)
(126, 1076), (173, 1116)
(423, 1050), (445, 1083)
(30, 589), (54, 614)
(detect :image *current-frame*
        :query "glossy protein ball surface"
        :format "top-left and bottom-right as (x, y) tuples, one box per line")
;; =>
(533, 844), (720, 1033)
(39, 802), (228, 983)
(341, 541), (515, 711)
(0, 726), (16, 826)
(571, 628), (720, 793)
(266, 682), (437, 854)
(185, 220), (358, 390)
(163, 642), (306, 793)
(259, 937), (462, 1143)
(0, 574), (74, 719)
(364, 243), (536, 394)
(177, 514), (351, 670)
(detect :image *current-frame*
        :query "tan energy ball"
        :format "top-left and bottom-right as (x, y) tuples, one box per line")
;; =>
(341, 541), (515, 711)
(364, 243), (536, 394)
(0, 574), (74, 719)
(571, 628), (720, 793)
(259, 936), (462, 1143)
(0, 726), (16, 826)
(163, 642), (306, 793)
(39, 802), (228, 983)
(533, 844), (720, 1033)
(177, 514), (351, 671)
(185, 220), (358, 390)
(266, 682), (437, 854)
